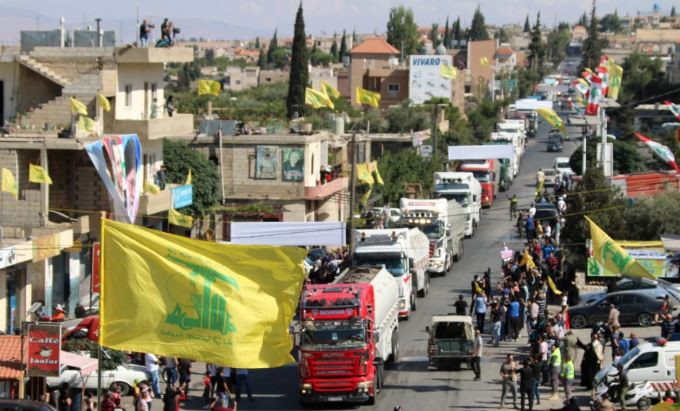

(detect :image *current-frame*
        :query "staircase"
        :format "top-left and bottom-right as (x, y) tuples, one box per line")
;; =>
(17, 55), (70, 87)
(18, 95), (78, 130)
(62, 73), (101, 95)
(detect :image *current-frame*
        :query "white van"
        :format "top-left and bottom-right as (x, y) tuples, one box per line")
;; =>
(594, 341), (680, 392)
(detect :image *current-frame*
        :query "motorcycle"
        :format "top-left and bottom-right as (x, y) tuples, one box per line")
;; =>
(592, 376), (656, 411)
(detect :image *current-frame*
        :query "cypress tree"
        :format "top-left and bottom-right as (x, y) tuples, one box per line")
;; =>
(287, 3), (309, 119)
(581, 0), (602, 71)
(453, 17), (462, 45)
(444, 16), (451, 48)
(330, 34), (338, 62)
(469, 6), (490, 41)
(257, 48), (266, 69)
(266, 29), (278, 65)
(339, 30), (348, 62)
(255, 36), (260, 49)
(524, 14), (531, 32)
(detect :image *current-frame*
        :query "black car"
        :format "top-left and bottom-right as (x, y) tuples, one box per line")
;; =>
(534, 203), (558, 227)
(0, 400), (56, 411)
(546, 134), (563, 152)
(568, 290), (664, 329)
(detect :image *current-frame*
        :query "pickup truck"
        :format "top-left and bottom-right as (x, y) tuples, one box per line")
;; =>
(426, 315), (474, 370)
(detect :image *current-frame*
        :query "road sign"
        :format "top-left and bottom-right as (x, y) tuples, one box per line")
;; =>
(172, 185), (193, 209)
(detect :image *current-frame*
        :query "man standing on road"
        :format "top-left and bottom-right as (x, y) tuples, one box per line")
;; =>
(491, 300), (503, 347)
(608, 303), (620, 329)
(144, 352), (162, 397)
(616, 363), (629, 411)
(548, 344), (561, 399)
(518, 359), (534, 411)
(507, 296), (520, 341)
(454, 294), (468, 316)
(471, 329), (483, 381)
(473, 292), (487, 333)
(509, 194), (518, 220)
(499, 354), (517, 409)
(560, 354), (575, 402)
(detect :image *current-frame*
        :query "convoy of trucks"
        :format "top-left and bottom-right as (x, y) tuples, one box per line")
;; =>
(432, 172), (482, 238)
(353, 228), (430, 319)
(457, 159), (500, 208)
(399, 198), (466, 276)
(298, 266), (400, 405)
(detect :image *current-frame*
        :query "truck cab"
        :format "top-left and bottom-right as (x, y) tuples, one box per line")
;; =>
(433, 172), (481, 238)
(299, 267), (400, 405)
(458, 160), (500, 208)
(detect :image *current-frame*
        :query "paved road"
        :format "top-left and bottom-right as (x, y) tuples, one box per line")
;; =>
(163, 119), (584, 411)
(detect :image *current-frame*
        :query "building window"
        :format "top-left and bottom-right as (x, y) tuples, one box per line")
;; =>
(235, 80), (241, 85)
(266, 77), (272, 82)
(387, 83), (400, 96)
(124, 85), (132, 107)
(151, 83), (158, 100)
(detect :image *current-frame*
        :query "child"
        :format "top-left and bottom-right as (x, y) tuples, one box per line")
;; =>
(203, 371), (212, 406)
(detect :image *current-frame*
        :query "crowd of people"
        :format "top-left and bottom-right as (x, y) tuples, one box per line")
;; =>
(306, 247), (350, 284)
(139, 18), (181, 48)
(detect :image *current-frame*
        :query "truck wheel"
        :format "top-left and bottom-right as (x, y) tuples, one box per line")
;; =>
(388, 330), (400, 363)
(637, 398), (651, 411)
(418, 273), (430, 297)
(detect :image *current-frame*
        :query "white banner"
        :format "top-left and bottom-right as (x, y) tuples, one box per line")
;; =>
(229, 222), (346, 246)
(515, 99), (554, 111)
(448, 144), (515, 160)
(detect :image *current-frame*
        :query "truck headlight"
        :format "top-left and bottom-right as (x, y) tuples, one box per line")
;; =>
(357, 381), (372, 393)
(301, 383), (312, 394)
(399, 299), (406, 309)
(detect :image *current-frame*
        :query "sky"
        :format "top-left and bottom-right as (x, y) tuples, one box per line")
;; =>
(0, 0), (673, 43)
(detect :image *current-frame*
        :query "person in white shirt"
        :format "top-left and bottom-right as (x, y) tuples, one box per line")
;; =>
(529, 203), (537, 218)
(544, 222), (552, 239)
(557, 196), (567, 214)
(471, 329), (483, 381)
(144, 353), (161, 396)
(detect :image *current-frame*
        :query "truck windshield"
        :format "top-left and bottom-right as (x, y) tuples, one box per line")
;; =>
(354, 254), (406, 277)
(421, 224), (442, 239)
(434, 190), (470, 207)
(472, 171), (491, 182)
(302, 321), (366, 347)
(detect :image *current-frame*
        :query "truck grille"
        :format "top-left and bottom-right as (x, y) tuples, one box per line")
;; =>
(314, 380), (355, 392)
(311, 359), (355, 376)
(429, 240), (436, 257)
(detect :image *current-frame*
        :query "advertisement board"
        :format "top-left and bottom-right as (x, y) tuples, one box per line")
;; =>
(27, 323), (61, 377)
(587, 243), (675, 278)
(172, 185), (193, 209)
(409, 55), (453, 104)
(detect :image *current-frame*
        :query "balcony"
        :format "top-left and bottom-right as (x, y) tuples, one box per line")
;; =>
(139, 188), (173, 215)
(305, 177), (348, 200)
(114, 47), (194, 64)
(109, 113), (194, 140)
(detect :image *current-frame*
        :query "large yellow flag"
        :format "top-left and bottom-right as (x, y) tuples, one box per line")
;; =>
(98, 94), (111, 112)
(144, 180), (161, 194)
(100, 219), (306, 368)
(440, 64), (458, 79)
(320, 80), (341, 99)
(355, 87), (381, 108)
(586, 216), (655, 279)
(305, 87), (334, 109)
(70, 97), (88, 115)
(168, 208), (193, 228)
(520, 249), (536, 269)
(356, 163), (374, 185)
(607, 62), (624, 101)
(29, 164), (52, 185)
(1, 168), (17, 199)
(368, 161), (384, 185)
(536, 107), (566, 133)
(78, 116), (96, 132)
(197, 79), (221, 96)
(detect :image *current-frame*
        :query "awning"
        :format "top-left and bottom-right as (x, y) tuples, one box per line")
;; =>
(661, 234), (680, 252)
(228, 222), (346, 246)
(61, 351), (98, 375)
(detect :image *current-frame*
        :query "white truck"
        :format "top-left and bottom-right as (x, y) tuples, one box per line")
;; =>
(432, 172), (482, 238)
(496, 121), (526, 157)
(399, 198), (465, 276)
(490, 132), (522, 178)
(353, 228), (430, 319)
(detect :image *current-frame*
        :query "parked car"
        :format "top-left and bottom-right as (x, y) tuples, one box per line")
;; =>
(581, 277), (680, 306)
(542, 169), (559, 186)
(46, 363), (150, 396)
(568, 290), (665, 329)
(0, 400), (56, 411)
(546, 134), (563, 152)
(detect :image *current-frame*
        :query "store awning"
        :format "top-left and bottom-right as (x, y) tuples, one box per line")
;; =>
(60, 351), (97, 375)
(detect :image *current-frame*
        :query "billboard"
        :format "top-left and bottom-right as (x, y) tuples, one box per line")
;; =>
(27, 323), (61, 377)
(409, 55), (453, 104)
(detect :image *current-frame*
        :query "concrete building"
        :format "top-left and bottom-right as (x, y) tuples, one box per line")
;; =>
(258, 69), (288, 86)
(467, 39), (497, 99)
(495, 45), (517, 72)
(188, 132), (349, 222)
(0, 39), (195, 329)
(635, 28), (680, 55)
(348, 37), (401, 108)
(223, 66), (259, 91)
(572, 25), (588, 42)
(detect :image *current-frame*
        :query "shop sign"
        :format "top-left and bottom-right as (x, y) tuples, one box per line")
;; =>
(27, 323), (61, 377)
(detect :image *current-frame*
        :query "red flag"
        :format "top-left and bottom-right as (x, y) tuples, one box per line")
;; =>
(664, 101), (680, 121)
(586, 75), (603, 115)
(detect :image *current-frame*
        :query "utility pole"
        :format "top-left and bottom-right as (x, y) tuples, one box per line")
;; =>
(432, 104), (437, 161)
(582, 126), (588, 176)
(348, 131), (357, 252)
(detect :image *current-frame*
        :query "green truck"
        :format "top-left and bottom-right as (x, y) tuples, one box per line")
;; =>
(426, 315), (475, 370)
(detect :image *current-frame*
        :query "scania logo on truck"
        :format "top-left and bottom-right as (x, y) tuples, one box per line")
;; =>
(321, 352), (346, 358)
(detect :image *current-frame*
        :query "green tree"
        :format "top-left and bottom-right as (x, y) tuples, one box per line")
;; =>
(430, 23), (441, 48)
(255, 37), (260, 49)
(266, 29), (279, 65)
(673, 5), (677, 17)
(524, 14), (531, 32)
(352, 29), (357, 44)
(443, 17), (451, 48)
(581, 0), (602, 71)
(257, 48), (266, 69)
(452, 17), (462, 45)
(546, 24), (571, 66)
(163, 139), (220, 215)
(329, 35), (339, 61)
(377, 149), (442, 204)
(528, 11), (544, 71)
(600, 10), (622, 33)
(386, 5), (421, 57)
(385, 100), (430, 133)
(339, 30), (348, 62)
(496, 28), (509, 43)
(310, 49), (333, 66)
(568, 137), (644, 176)
(578, 12), (588, 26)
(287, 3), (309, 119)
(469, 6), (490, 41)
(466, 97), (502, 141)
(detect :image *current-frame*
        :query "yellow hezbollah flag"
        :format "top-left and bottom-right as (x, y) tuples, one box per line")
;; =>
(78, 116), (96, 132)
(368, 161), (384, 185)
(100, 219), (306, 368)
(586, 216), (655, 279)
(1, 168), (17, 199)
(98, 94), (111, 112)
(480, 57), (490, 67)
(649, 402), (680, 411)
(536, 107), (566, 133)
(185, 169), (192, 185)
(520, 249), (536, 269)
(440, 64), (458, 79)
(29, 164), (52, 185)
(355, 87), (380, 108)
(320, 80), (341, 99)
(547, 276), (562, 295)
(356, 163), (374, 186)
(197, 79), (221, 96)
(474, 281), (483, 296)
(168, 208), (193, 228)
(70, 97), (88, 115)
(144, 180), (161, 194)
(607, 62), (623, 101)
(305, 87), (334, 109)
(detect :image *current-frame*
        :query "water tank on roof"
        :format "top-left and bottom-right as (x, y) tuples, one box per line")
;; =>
(435, 44), (447, 55)
(333, 116), (345, 135)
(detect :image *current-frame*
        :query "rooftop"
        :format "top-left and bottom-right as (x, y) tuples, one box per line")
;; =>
(0, 336), (23, 380)
(495, 46), (514, 57)
(350, 38), (399, 55)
